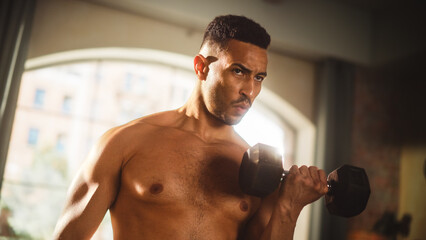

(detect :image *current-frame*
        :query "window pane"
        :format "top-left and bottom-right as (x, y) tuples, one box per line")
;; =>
(33, 89), (45, 108)
(62, 96), (72, 113)
(27, 128), (39, 146)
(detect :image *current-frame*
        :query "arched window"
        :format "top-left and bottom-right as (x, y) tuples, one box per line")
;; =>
(0, 48), (312, 239)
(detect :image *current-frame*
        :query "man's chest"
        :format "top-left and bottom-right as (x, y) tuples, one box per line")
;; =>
(119, 134), (258, 217)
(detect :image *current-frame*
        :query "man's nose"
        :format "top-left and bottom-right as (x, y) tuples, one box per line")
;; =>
(239, 78), (255, 98)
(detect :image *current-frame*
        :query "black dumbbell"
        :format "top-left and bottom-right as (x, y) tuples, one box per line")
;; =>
(239, 143), (371, 218)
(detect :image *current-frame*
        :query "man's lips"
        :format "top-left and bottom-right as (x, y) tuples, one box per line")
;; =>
(233, 102), (251, 115)
(231, 96), (252, 107)
(234, 103), (250, 110)
(231, 97), (252, 115)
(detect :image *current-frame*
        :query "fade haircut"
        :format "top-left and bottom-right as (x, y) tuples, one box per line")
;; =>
(201, 15), (271, 50)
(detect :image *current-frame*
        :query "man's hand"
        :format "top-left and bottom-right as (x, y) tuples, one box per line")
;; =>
(278, 165), (328, 214)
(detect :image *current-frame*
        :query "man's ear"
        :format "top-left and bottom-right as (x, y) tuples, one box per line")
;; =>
(193, 54), (209, 80)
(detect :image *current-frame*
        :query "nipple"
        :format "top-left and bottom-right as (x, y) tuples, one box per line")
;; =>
(239, 200), (249, 212)
(150, 183), (164, 194)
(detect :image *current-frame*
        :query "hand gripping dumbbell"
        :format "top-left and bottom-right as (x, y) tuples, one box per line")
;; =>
(239, 143), (371, 218)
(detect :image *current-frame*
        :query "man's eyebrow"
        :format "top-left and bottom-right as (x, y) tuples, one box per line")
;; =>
(258, 71), (267, 77)
(232, 63), (251, 73)
(232, 63), (267, 76)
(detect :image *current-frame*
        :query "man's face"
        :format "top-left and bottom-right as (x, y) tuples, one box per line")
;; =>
(201, 39), (268, 125)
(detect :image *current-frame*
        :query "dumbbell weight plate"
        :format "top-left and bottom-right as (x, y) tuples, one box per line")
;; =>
(325, 165), (371, 217)
(239, 143), (283, 197)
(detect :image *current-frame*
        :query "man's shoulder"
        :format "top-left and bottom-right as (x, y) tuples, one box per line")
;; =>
(113, 110), (180, 138)
(138, 110), (181, 127)
(122, 110), (179, 131)
(94, 111), (179, 156)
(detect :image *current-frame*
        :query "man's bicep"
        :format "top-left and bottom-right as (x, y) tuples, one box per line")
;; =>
(53, 129), (124, 239)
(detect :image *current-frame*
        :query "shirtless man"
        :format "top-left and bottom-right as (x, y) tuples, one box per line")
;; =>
(53, 15), (328, 240)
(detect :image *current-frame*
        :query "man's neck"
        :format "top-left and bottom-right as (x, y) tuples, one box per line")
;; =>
(176, 89), (234, 143)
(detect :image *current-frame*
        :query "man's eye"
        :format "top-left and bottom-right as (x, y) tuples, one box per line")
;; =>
(255, 76), (265, 82)
(233, 68), (243, 75)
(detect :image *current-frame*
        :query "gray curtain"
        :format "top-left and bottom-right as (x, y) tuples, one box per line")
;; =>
(310, 59), (355, 240)
(0, 0), (36, 193)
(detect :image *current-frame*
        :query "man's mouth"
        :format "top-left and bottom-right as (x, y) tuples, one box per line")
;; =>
(231, 96), (252, 115)
(233, 102), (250, 115)
(234, 103), (250, 109)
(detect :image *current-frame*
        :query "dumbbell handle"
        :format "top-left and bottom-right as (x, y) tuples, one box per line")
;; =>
(281, 170), (333, 194)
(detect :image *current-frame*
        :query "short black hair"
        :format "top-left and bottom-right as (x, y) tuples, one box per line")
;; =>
(201, 15), (271, 50)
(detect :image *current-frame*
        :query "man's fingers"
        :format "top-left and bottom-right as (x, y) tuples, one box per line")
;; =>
(299, 165), (309, 176)
(318, 169), (328, 193)
(308, 166), (320, 181)
(289, 166), (328, 193)
(318, 169), (327, 182)
(289, 165), (300, 174)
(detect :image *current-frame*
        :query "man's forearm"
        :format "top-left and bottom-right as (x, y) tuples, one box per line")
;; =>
(260, 203), (302, 240)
